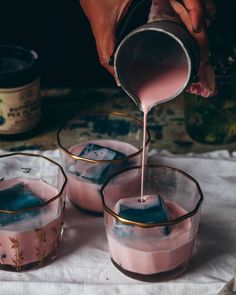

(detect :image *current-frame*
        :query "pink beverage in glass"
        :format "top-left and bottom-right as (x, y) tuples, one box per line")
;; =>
(66, 139), (140, 213)
(102, 166), (203, 281)
(110, 23), (199, 280)
(0, 178), (64, 271)
(107, 201), (195, 275)
(57, 113), (149, 214)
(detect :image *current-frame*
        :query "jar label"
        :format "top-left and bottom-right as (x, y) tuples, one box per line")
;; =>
(0, 79), (41, 135)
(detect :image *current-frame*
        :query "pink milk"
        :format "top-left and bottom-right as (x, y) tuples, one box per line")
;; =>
(106, 55), (193, 279)
(127, 62), (189, 111)
(0, 178), (63, 271)
(126, 61), (189, 200)
(66, 139), (140, 213)
(106, 201), (195, 276)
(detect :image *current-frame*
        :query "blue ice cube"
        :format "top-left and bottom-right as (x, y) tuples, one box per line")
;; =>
(114, 195), (170, 237)
(72, 143), (126, 184)
(113, 222), (135, 239)
(0, 183), (43, 226)
(119, 195), (169, 223)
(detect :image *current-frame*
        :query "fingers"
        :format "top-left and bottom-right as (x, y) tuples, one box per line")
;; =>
(80, 1), (116, 74)
(169, 0), (192, 32)
(169, 0), (209, 60)
(188, 61), (216, 97)
(94, 28), (116, 75)
(80, 0), (132, 76)
(170, 0), (215, 96)
(195, 31), (210, 65)
(169, 0), (203, 33)
(182, 0), (203, 33)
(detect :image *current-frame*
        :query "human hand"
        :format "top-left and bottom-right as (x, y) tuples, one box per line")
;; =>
(80, 0), (132, 75)
(81, 0), (216, 97)
(149, 0), (216, 97)
(168, 0), (216, 96)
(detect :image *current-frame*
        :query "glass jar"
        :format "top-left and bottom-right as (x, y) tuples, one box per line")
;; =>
(0, 45), (40, 137)
(184, 0), (236, 145)
(184, 50), (236, 144)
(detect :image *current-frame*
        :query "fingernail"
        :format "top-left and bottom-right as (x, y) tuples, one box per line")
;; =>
(108, 56), (114, 66)
(193, 25), (201, 33)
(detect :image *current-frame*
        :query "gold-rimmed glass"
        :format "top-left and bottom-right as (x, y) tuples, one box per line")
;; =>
(0, 153), (67, 272)
(57, 112), (150, 214)
(101, 165), (203, 281)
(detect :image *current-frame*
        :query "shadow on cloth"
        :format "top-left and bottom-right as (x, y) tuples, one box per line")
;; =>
(55, 201), (107, 260)
(187, 218), (233, 274)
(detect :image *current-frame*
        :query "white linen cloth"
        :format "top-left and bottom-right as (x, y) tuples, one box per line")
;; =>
(0, 148), (235, 295)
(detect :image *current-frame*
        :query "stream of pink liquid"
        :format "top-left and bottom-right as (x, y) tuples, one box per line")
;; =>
(126, 62), (188, 200)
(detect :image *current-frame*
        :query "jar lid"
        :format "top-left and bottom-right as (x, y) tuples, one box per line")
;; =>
(0, 45), (39, 88)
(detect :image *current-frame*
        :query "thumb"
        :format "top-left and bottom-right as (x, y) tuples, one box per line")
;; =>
(94, 28), (116, 76)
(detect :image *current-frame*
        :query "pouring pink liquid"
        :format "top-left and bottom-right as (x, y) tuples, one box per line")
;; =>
(107, 19), (202, 279)
(126, 61), (188, 200)
(105, 61), (196, 280)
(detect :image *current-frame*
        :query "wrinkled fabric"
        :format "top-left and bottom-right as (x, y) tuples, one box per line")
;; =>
(218, 277), (236, 294)
(149, 0), (216, 97)
(0, 148), (235, 294)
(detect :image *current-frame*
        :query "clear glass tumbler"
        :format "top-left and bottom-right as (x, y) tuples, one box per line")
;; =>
(0, 152), (67, 271)
(101, 165), (203, 281)
(57, 112), (150, 214)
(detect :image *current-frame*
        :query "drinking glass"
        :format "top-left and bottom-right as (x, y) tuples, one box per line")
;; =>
(0, 152), (67, 271)
(101, 165), (203, 281)
(57, 112), (150, 214)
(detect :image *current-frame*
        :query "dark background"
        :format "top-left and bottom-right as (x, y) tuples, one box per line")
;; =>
(0, 0), (115, 88)
(0, 0), (235, 89)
